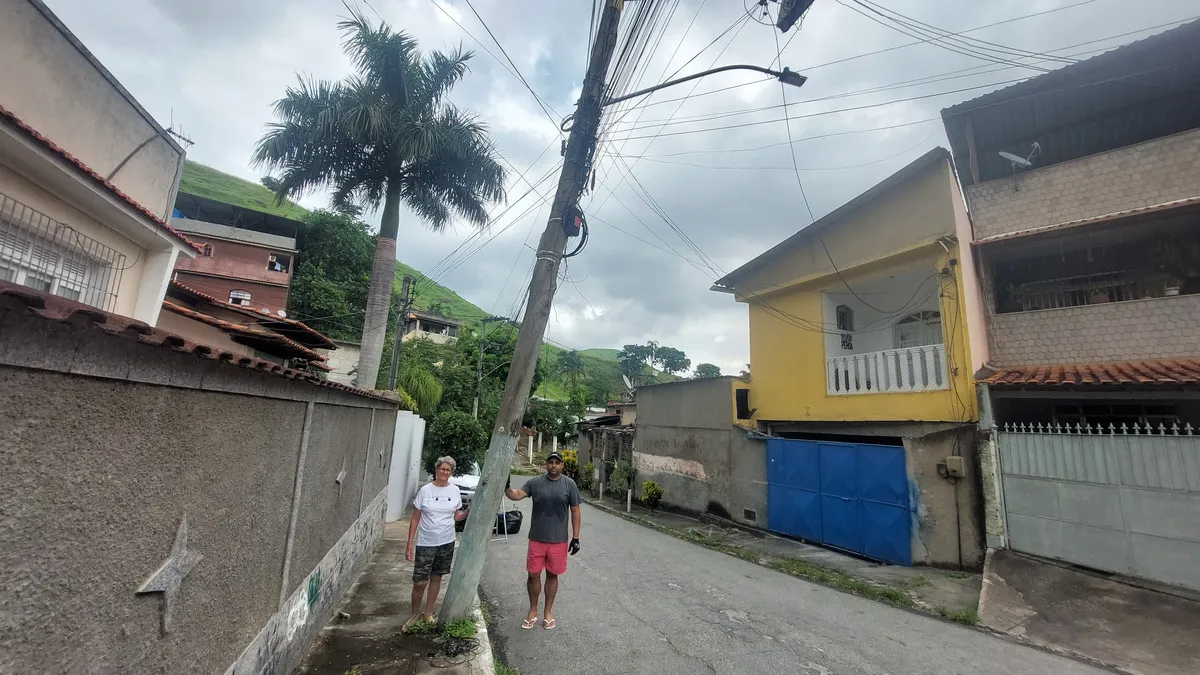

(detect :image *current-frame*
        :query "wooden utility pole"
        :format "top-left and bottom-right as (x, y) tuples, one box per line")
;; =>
(440, 0), (623, 623)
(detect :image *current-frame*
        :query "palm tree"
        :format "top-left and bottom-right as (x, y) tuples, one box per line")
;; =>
(253, 7), (506, 388)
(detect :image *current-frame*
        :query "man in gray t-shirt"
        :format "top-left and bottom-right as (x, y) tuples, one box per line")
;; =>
(505, 451), (581, 630)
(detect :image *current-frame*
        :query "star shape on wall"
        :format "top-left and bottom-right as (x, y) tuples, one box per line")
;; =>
(136, 515), (203, 636)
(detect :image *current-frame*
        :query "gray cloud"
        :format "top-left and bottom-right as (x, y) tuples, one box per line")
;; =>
(44, 0), (1194, 376)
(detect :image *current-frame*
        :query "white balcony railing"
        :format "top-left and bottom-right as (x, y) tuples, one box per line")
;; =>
(827, 344), (948, 395)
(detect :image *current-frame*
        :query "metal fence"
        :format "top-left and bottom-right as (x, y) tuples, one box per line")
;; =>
(0, 193), (125, 312)
(998, 421), (1200, 590)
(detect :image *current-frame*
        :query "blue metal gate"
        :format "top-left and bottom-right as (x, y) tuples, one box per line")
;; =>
(766, 438), (912, 565)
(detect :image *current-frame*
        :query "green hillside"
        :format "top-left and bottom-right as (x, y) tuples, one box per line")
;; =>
(394, 261), (490, 326)
(580, 348), (620, 361)
(179, 161), (310, 220)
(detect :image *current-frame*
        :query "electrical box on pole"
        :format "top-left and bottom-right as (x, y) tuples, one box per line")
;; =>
(776, 0), (816, 32)
(563, 205), (585, 237)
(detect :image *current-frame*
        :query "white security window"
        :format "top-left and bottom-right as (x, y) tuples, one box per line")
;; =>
(894, 311), (943, 348)
(229, 289), (252, 306)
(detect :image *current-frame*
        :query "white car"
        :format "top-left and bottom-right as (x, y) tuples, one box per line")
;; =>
(452, 461), (481, 506)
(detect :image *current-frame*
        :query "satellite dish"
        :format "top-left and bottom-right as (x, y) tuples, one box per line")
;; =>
(999, 151), (1032, 169)
(257, 307), (271, 315)
(622, 374), (633, 391)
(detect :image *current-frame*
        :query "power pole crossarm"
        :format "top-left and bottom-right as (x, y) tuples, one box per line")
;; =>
(439, 0), (623, 624)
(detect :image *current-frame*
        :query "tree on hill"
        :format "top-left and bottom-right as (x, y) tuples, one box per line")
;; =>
(694, 363), (721, 378)
(556, 349), (585, 390)
(617, 344), (650, 381)
(655, 346), (690, 375)
(254, 8), (505, 390)
(287, 209), (373, 341)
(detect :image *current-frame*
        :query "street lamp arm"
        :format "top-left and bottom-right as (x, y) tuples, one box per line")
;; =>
(602, 64), (806, 107)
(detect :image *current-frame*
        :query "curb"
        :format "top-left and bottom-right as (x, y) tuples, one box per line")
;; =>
(468, 591), (494, 675)
(977, 547), (995, 620)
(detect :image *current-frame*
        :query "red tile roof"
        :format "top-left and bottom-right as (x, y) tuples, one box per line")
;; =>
(161, 300), (327, 363)
(169, 280), (338, 350)
(0, 104), (203, 254)
(978, 359), (1200, 387)
(0, 281), (397, 404)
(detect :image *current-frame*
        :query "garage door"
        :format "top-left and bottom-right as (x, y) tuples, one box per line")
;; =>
(998, 424), (1200, 591)
(766, 438), (912, 565)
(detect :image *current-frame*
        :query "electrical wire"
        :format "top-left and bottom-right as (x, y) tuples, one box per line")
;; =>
(615, 131), (938, 171)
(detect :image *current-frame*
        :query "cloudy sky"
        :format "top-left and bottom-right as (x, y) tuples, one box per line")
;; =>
(47, 0), (1195, 375)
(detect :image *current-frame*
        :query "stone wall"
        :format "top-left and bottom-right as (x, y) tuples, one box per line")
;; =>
(965, 128), (1200, 241)
(987, 295), (1200, 367)
(0, 292), (398, 674)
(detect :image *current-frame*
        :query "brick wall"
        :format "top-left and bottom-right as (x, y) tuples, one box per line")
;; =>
(988, 295), (1200, 366)
(966, 128), (1200, 241)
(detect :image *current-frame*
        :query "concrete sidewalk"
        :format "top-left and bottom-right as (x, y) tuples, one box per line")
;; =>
(980, 549), (1200, 675)
(292, 519), (493, 675)
(583, 495), (981, 620)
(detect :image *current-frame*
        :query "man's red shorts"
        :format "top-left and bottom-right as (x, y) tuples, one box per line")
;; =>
(526, 540), (569, 575)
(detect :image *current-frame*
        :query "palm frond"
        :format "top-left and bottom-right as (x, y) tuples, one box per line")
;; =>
(417, 48), (473, 108)
(396, 362), (443, 418)
(338, 4), (416, 109)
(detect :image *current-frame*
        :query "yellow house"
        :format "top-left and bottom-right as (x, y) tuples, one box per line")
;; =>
(712, 148), (988, 568)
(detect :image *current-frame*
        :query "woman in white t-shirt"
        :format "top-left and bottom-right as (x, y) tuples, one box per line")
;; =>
(403, 455), (469, 631)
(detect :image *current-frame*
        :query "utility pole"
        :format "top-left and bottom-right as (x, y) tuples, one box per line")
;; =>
(440, 0), (623, 624)
(473, 316), (501, 419)
(386, 275), (413, 391)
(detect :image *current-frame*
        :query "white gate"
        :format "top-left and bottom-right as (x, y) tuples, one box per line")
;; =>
(998, 422), (1200, 591)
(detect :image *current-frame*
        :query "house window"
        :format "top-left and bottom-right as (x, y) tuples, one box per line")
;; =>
(267, 253), (291, 273)
(229, 289), (252, 306)
(835, 305), (854, 350)
(894, 311), (943, 348)
(202, 243), (214, 257)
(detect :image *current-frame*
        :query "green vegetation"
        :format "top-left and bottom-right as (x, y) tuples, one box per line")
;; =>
(579, 462), (595, 491)
(395, 260), (489, 325)
(694, 363), (722, 378)
(253, 7), (506, 389)
(179, 161), (310, 220)
(935, 606), (980, 624)
(608, 461), (634, 496)
(495, 661), (520, 675)
(404, 619), (436, 635)
(947, 571), (972, 580)
(424, 410), (487, 475)
(905, 575), (933, 589)
(641, 480), (664, 511)
(443, 617), (478, 639)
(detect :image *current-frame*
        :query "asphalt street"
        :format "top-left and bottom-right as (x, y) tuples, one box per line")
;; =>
(479, 478), (1109, 675)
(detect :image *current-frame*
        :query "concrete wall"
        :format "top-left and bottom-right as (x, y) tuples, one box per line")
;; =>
(986, 294), (1200, 367)
(0, 296), (397, 674)
(318, 341), (361, 386)
(0, 0), (184, 220)
(965, 128), (1200, 241)
(633, 378), (768, 528)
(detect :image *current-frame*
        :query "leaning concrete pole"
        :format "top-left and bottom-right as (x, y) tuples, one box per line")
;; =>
(440, 0), (624, 623)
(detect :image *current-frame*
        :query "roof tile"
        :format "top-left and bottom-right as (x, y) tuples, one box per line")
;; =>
(0, 104), (203, 254)
(979, 359), (1200, 387)
(0, 280), (396, 404)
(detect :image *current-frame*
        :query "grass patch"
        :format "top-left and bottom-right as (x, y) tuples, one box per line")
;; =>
(935, 606), (980, 624)
(179, 161), (310, 220)
(510, 466), (542, 476)
(768, 557), (915, 607)
(947, 571), (972, 579)
(444, 617), (478, 639)
(345, 668), (360, 675)
(404, 619), (436, 635)
(479, 601), (492, 624)
(905, 575), (933, 589)
(495, 661), (520, 675)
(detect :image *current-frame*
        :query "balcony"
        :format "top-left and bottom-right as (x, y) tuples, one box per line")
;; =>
(822, 265), (950, 396)
(828, 344), (948, 395)
(0, 193), (125, 312)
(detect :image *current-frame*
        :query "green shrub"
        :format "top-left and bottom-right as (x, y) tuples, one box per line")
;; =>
(608, 461), (633, 495)
(562, 448), (578, 479)
(424, 410), (487, 475)
(580, 462), (595, 490)
(642, 480), (664, 510)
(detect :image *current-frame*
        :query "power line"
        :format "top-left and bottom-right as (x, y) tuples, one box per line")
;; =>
(617, 130), (938, 171)
(460, 0), (564, 134)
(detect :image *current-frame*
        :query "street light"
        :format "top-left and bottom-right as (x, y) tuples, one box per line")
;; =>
(602, 65), (807, 107)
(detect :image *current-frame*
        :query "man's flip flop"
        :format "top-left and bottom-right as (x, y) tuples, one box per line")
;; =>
(543, 619), (556, 630)
(521, 617), (538, 630)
